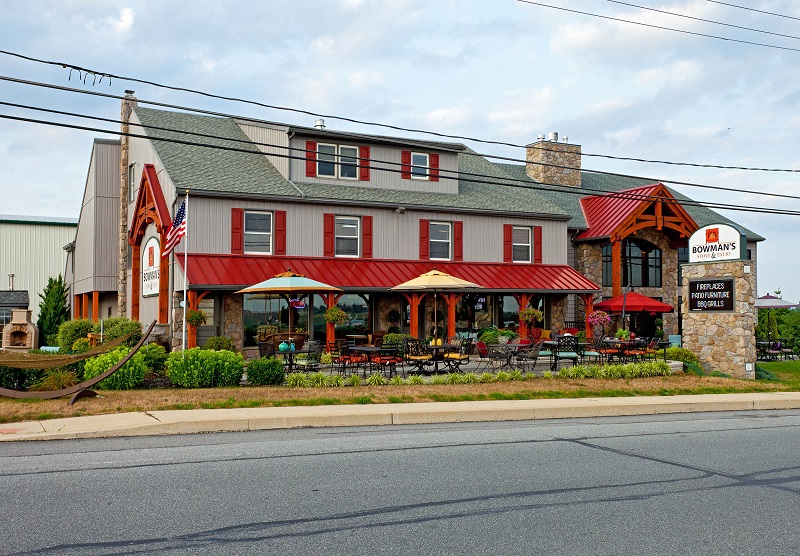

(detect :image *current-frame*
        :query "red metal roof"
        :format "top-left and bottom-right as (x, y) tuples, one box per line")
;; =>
(576, 183), (661, 240)
(178, 255), (600, 293)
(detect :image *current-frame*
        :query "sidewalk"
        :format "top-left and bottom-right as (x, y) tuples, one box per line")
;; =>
(3, 391), (800, 442)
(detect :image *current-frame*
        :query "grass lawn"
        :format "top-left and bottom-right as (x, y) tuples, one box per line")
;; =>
(1, 361), (799, 424)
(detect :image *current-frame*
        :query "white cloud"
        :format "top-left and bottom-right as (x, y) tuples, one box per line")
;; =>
(635, 60), (702, 90)
(348, 70), (384, 89)
(486, 87), (555, 136)
(108, 7), (134, 34)
(425, 106), (470, 127)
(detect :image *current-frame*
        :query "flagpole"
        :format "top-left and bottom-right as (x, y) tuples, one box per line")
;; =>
(182, 190), (189, 353)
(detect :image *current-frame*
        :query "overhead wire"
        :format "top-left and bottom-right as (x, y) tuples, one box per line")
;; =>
(5, 98), (800, 205)
(516, 0), (800, 53)
(706, 0), (800, 22)
(0, 57), (799, 173)
(605, 0), (800, 41)
(2, 109), (799, 219)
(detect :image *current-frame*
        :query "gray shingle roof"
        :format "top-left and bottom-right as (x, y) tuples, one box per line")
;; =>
(134, 107), (300, 198)
(0, 291), (29, 308)
(495, 163), (764, 242)
(132, 107), (763, 239)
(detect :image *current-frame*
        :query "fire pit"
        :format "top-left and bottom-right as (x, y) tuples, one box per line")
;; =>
(1, 309), (39, 351)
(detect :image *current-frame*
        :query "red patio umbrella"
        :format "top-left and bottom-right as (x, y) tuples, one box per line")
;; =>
(594, 291), (674, 313)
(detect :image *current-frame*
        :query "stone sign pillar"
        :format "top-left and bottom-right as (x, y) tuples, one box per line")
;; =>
(681, 224), (756, 379)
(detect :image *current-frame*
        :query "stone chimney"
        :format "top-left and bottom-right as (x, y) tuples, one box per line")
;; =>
(118, 91), (138, 316)
(526, 132), (581, 187)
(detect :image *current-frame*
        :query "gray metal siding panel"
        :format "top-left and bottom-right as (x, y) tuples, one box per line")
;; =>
(93, 142), (121, 291)
(290, 136), (459, 195)
(237, 124), (289, 178)
(188, 198), (569, 263)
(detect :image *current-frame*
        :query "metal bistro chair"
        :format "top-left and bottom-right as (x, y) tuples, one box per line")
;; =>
(378, 342), (405, 378)
(294, 339), (321, 373)
(404, 338), (433, 374)
(487, 343), (512, 372)
(327, 340), (349, 376)
(515, 339), (545, 373)
(555, 335), (580, 369)
(443, 338), (473, 373)
(579, 338), (603, 365)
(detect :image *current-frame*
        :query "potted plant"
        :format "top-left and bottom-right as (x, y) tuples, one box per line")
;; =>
(324, 306), (349, 325)
(185, 309), (207, 327)
(517, 307), (544, 326)
(588, 310), (611, 338)
(615, 328), (631, 341)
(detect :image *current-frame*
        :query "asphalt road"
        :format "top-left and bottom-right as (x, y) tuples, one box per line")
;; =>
(2, 410), (800, 555)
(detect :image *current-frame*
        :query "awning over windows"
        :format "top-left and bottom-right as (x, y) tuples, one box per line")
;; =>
(177, 255), (600, 294)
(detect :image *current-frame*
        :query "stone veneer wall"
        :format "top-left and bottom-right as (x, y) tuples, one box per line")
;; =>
(681, 260), (756, 379)
(222, 294), (244, 351)
(526, 140), (581, 187)
(573, 228), (680, 336)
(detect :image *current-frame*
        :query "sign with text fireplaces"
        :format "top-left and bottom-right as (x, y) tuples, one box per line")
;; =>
(688, 278), (735, 312)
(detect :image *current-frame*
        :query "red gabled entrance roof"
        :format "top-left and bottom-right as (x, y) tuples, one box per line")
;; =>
(178, 255), (600, 293)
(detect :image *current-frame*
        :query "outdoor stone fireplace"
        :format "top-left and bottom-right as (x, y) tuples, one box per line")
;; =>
(1, 309), (39, 351)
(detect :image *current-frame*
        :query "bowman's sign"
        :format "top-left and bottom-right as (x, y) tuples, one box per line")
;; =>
(688, 223), (745, 263)
(142, 236), (160, 297)
(688, 278), (734, 312)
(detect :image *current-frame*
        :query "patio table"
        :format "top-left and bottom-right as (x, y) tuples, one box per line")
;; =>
(352, 345), (383, 375)
(280, 347), (312, 373)
(427, 343), (458, 374)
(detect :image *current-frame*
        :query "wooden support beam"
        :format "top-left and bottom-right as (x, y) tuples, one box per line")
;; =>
(91, 291), (99, 322)
(612, 240), (622, 297)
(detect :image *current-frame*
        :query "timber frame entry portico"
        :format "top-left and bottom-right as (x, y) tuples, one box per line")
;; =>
(127, 164), (172, 324)
(579, 183), (699, 297)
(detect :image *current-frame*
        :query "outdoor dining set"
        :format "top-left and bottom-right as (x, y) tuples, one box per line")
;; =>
(259, 333), (670, 378)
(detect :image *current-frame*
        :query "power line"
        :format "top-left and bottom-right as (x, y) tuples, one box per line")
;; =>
(516, 0), (800, 52)
(0, 56), (799, 174)
(605, 0), (800, 41)
(5, 98), (800, 205)
(706, 0), (800, 22)
(2, 110), (799, 219)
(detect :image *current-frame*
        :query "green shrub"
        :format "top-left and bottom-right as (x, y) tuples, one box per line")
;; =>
(32, 368), (78, 391)
(755, 365), (779, 381)
(494, 371), (511, 382)
(94, 317), (143, 348)
(365, 373), (387, 386)
(383, 333), (413, 347)
(710, 370), (731, 378)
(683, 362), (706, 376)
(462, 372), (479, 383)
(246, 358), (285, 386)
(57, 319), (94, 352)
(71, 337), (90, 353)
(347, 374), (362, 387)
(389, 375), (404, 385)
(478, 372), (495, 383)
(286, 372), (310, 387)
(165, 348), (244, 388)
(0, 365), (41, 390)
(83, 347), (147, 390)
(508, 370), (524, 381)
(308, 372), (328, 387)
(139, 343), (168, 372)
(478, 326), (518, 346)
(431, 374), (449, 385)
(445, 372), (463, 384)
(327, 375), (345, 387)
(406, 374), (425, 385)
(664, 347), (700, 366)
(204, 336), (237, 352)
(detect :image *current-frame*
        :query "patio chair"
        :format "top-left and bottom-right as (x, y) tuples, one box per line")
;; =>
(378, 342), (405, 378)
(443, 338), (472, 372)
(473, 341), (490, 372)
(780, 338), (795, 360)
(515, 339), (545, 373)
(486, 344), (511, 371)
(404, 338), (433, 374)
(327, 340), (350, 376)
(555, 336), (579, 369)
(623, 338), (647, 363)
(579, 338), (603, 365)
(294, 340), (321, 373)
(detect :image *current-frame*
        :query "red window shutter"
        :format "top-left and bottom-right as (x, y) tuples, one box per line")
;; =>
(401, 150), (411, 179)
(533, 225), (542, 264)
(305, 140), (317, 177)
(454, 220), (463, 261)
(362, 215), (373, 258)
(274, 210), (286, 256)
(231, 208), (244, 254)
(419, 219), (430, 260)
(430, 153), (439, 182)
(359, 146), (370, 181)
(503, 224), (513, 262)
(323, 213), (335, 257)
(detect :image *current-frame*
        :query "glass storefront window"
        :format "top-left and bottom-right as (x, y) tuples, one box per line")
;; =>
(243, 294), (310, 346)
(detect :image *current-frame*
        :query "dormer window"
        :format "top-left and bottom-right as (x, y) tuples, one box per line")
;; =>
(402, 150), (439, 181)
(305, 141), (369, 181)
(317, 144), (359, 180)
(411, 153), (429, 180)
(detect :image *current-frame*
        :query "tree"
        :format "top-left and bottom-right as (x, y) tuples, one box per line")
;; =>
(37, 274), (70, 347)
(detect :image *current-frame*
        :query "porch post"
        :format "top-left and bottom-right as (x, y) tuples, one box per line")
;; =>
(325, 293), (343, 347)
(582, 293), (595, 340)
(92, 291), (99, 322)
(514, 293), (530, 338)
(612, 239), (622, 297)
(82, 294), (89, 320)
(446, 293), (459, 339)
(74, 295), (81, 319)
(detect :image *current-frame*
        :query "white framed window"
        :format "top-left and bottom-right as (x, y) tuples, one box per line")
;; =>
(411, 152), (429, 180)
(128, 162), (136, 201)
(335, 216), (360, 257)
(244, 211), (273, 254)
(0, 308), (12, 326)
(429, 221), (451, 260)
(512, 226), (531, 263)
(318, 144), (359, 180)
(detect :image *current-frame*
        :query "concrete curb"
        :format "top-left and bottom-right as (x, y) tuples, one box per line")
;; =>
(2, 392), (800, 441)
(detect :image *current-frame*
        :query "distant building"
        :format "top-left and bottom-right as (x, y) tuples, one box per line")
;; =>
(0, 214), (77, 324)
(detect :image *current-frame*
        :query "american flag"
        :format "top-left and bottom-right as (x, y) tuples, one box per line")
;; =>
(162, 200), (186, 258)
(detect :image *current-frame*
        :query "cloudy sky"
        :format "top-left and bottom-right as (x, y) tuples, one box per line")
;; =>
(2, 0), (800, 300)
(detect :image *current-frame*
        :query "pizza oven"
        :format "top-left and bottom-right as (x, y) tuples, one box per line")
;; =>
(1, 309), (39, 351)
